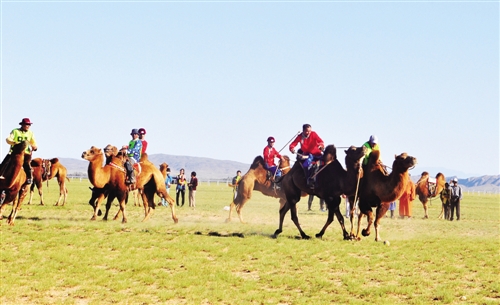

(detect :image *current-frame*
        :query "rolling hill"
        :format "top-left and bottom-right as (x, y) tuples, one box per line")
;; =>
(60, 154), (499, 192)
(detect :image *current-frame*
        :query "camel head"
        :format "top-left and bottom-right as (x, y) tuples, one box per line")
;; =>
(250, 156), (266, 170)
(81, 146), (103, 162)
(345, 145), (367, 169)
(323, 145), (337, 163)
(278, 155), (290, 169)
(11, 140), (29, 155)
(392, 152), (417, 173)
(159, 162), (169, 172)
(103, 145), (118, 158)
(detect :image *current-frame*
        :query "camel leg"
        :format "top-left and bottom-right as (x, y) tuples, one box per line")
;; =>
(118, 198), (127, 223)
(226, 201), (236, 223)
(141, 191), (155, 222)
(27, 184), (35, 205)
(8, 186), (28, 226)
(289, 203), (310, 239)
(333, 204), (350, 240)
(316, 198), (336, 239)
(422, 201), (429, 219)
(361, 208), (374, 238)
(355, 213), (365, 240)
(163, 192), (177, 223)
(104, 195), (115, 221)
(437, 203), (444, 219)
(273, 201), (291, 238)
(374, 205), (389, 242)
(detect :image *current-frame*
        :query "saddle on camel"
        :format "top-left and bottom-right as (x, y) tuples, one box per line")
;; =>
(0, 141), (31, 226)
(415, 171), (445, 219)
(28, 158), (69, 206)
(354, 150), (417, 242)
(273, 144), (367, 240)
(226, 155), (293, 224)
(82, 146), (177, 224)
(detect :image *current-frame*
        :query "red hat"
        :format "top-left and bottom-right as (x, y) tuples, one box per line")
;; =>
(19, 118), (32, 125)
(267, 136), (275, 143)
(138, 128), (146, 135)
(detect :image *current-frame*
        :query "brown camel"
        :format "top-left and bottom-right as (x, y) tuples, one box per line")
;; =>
(273, 145), (366, 240)
(0, 141), (30, 226)
(225, 155), (292, 224)
(28, 158), (69, 206)
(355, 150), (417, 241)
(82, 146), (177, 223)
(415, 171), (445, 219)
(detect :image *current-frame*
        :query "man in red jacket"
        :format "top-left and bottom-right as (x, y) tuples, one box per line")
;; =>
(289, 124), (325, 188)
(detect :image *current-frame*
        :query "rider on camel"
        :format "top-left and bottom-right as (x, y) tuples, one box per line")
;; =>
(6, 118), (38, 184)
(263, 136), (282, 181)
(289, 124), (324, 188)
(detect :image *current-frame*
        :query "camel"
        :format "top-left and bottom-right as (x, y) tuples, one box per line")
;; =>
(28, 158), (69, 206)
(0, 141), (31, 226)
(273, 145), (366, 240)
(355, 150), (417, 241)
(225, 155), (292, 224)
(82, 146), (177, 223)
(415, 171), (445, 219)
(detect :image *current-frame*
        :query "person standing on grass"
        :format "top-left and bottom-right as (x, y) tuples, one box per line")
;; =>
(439, 182), (451, 220)
(449, 178), (462, 221)
(229, 170), (242, 199)
(176, 168), (187, 207)
(188, 171), (198, 208)
(399, 174), (416, 219)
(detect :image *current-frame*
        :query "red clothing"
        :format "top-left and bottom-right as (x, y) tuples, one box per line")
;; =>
(289, 131), (324, 155)
(263, 146), (281, 167)
(141, 140), (148, 154)
(399, 179), (416, 217)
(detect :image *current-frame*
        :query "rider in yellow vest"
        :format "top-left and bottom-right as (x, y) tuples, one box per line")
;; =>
(5, 118), (38, 184)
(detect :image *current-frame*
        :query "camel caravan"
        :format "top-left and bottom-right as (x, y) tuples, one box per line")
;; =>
(2, 119), (451, 243)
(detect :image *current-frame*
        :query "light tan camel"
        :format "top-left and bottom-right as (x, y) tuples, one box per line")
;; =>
(226, 155), (292, 224)
(355, 150), (417, 241)
(415, 171), (445, 219)
(82, 146), (178, 224)
(28, 158), (69, 206)
(0, 141), (31, 226)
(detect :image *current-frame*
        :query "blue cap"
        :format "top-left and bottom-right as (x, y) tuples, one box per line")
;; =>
(130, 129), (139, 135)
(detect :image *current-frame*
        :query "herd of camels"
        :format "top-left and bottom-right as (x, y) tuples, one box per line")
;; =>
(0, 141), (446, 242)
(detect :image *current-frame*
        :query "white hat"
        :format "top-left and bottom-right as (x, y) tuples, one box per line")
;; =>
(369, 135), (378, 144)
(453, 178), (458, 182)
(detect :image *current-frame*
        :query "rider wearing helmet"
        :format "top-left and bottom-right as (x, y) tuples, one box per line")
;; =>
(263, 136), (282, 179)
(124, 128), (143, 184)
(138, 128), (147, 155)
(362, 135), (380, 166)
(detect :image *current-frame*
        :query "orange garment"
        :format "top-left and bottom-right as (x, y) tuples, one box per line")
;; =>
(399, 179), (416, 217)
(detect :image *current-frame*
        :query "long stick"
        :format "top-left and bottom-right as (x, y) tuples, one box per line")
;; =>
(277, 131), (301, 154)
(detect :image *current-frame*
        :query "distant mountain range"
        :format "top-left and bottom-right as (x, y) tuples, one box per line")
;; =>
(61, 154), (500, 192)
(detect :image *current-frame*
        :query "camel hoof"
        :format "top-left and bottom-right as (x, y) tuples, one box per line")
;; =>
(272, 229), (282, 238)
(173, 218), (179, 224)
(301, 234), (311, 240)
(225, 218), (231, 223)
(423, 215), (428, 219)
(362, 229), (370, 237)
(97, 210), (102, 216)
(315, 233), (323, 239)
(90, 216), (97, 221)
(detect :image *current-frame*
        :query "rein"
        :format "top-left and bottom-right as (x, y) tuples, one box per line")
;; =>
(107, 162), (126, 173)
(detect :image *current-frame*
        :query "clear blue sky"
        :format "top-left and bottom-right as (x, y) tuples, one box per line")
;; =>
(1, 1), (498, 177)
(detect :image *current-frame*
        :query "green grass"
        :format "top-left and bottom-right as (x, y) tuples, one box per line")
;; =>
(1, 179), (499, 304)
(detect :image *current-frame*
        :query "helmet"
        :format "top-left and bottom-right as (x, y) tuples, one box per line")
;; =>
(267, 136), (275, 143)
(130, 128), (139, 135)
(138, 128), (146, 135)
(369, 135), (378, 144)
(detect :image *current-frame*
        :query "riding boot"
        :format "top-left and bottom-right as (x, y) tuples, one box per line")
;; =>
(390, 210), (394, 219)
(125, 160), (135, 184)
(23, 162), (33, 184)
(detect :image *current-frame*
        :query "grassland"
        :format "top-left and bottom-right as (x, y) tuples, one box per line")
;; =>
(1, 179), (499, 304)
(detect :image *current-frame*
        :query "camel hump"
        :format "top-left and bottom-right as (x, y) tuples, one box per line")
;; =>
(50, 158), (59, 164)
(368, 149), (381, 164)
